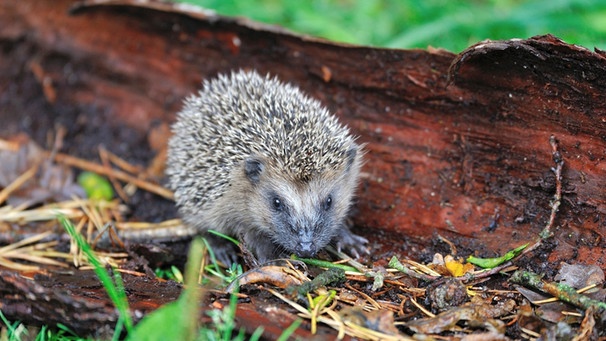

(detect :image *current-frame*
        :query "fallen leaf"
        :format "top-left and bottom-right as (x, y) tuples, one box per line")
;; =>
(0, 135), (85, 207)
(426, 277), (469, 312)
(227, 264), (305, 292)
(555, 263), (604, 290)
(339, 306), (401, 336)
(444, 255), (474, 277)
(406, 297), (515, 334)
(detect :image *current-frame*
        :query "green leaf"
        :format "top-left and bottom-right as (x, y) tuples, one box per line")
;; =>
(127, 238), (205, 341)
(467, 243), (529, 269)
(77, 171), (114, 201)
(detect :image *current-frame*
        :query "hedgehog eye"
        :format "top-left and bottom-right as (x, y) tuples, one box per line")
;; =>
(323, 195), (333, 211)
(272, 197), (283, 211)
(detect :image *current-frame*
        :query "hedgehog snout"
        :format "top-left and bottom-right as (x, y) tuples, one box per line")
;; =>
(294, 240), (317, 258)
(289, 225), (319, 257)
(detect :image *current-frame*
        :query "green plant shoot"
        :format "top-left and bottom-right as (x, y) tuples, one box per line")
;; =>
(467, 243), (529, 269)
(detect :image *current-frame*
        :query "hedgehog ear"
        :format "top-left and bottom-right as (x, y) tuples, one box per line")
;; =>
(345, 146), (358, 171)
(244, 157), (265, 185)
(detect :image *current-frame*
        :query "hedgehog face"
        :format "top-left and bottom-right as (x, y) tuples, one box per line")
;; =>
(264, 180), (348, 257)
(244, 157), (356, 258)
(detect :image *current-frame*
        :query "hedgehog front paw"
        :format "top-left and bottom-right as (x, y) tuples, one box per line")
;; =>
(204, 233), (239, 266)
(238, 230), (282, 266)
(335, 228), (369, 258)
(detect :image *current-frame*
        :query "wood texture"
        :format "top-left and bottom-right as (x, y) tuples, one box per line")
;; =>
(1, 0), (606, 335)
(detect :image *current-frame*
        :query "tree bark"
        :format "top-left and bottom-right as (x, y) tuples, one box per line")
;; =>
(1, 0), (605, 336)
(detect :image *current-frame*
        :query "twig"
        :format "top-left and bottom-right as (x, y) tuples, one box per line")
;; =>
(99, 145), (144, 174)
(344, 283), (382, 310)
(542, 134), (564, 238)
(460, 262), (517, 284)
(0, 163), (39, 205)
(326, 246), (388, 290)
(266, 287), (415, 341)
(388, 256), (440, 282)
(0, 231), (69, 270)
(291, 255), (359, 273)
(29, 58), (57, 104)
(286, 267), (345, 299)
(510, 270), (606, 313)
(0, 231), (53, 254)
(408, 296), (435, 318)
(99, 146), (130, 203)
(50, 151), (174, 200)
(521, 135), (564, 256)
(326, 246), (368, 273)
(436, 234), (457, 255)
(462, 136), (564, 283)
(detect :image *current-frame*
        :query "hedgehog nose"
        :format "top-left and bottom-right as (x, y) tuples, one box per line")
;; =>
(296, 242), (315, 258)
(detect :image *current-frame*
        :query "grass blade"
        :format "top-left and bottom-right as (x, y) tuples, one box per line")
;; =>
(58, 214), (133, 333)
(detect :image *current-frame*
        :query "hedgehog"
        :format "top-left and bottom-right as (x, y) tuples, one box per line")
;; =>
(166, 70), (368, 264)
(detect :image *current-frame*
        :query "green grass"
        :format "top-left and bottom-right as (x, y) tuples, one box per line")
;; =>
(0, 218), (248, 340)
(0, 311), (87, 341)
(59, 216), (133, 339)
(128, 238), (205, 341)
(0, 217), (280, 341)
(200, 236), (243, 286)
(175, 0), (606, 52)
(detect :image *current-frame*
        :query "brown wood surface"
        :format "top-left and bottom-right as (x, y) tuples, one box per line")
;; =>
(1, 0), (606, 336)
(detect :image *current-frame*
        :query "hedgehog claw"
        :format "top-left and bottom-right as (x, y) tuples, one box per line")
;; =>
(213, 245), (239, 266)
(204, 233), (239, 266)
(335, 229), (369, 259)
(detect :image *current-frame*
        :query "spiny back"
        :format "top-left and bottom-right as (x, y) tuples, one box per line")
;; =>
(168, 70), (356, 208)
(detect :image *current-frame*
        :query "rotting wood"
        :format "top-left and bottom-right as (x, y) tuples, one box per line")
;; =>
(0, 270), (181, 337)
(1, 0), (606, 336)
(1, 0), (604, 260)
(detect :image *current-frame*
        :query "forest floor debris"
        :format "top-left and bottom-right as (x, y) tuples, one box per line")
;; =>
(0, 133), (604, 340)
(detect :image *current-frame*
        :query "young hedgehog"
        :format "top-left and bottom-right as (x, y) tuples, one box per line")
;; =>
(167, 70), (368, 264)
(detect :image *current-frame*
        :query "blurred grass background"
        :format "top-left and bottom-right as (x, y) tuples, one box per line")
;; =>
(176, 0), (606, 52)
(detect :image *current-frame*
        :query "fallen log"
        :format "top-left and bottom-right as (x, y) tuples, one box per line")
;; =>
(1, 0), (605, 336)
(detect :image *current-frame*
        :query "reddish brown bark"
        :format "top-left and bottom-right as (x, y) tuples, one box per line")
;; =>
(1, 0), (605, 336)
